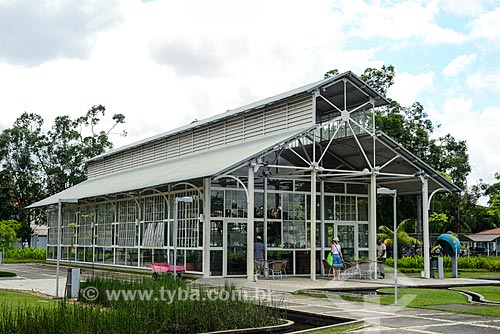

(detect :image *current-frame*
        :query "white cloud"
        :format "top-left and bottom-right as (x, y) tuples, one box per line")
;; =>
(439, 0), (487, 17)
(443, 54), (477, 77)
(0, 0), (122, 66)
(340, 0), (466, 44)
(432, 98), (500, 190)
(388, 71), (434, 106)
(468, 6), (500, 42)
(466, 68), (500, 91)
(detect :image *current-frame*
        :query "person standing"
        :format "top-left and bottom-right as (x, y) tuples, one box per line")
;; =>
(254, 236), (265, 263)
(377, 239), (386, 279)
(331, 237), (344, 281)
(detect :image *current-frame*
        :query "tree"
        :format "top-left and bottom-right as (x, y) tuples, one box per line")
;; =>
(0, 220), (21, 249)
(0, 105), (126, 244)
(378, 219), (421, 258)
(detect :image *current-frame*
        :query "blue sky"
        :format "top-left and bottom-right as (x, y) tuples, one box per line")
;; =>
(0, 0), (498, 194)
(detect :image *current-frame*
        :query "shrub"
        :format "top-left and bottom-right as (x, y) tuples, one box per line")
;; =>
(4, 247), (46, 260)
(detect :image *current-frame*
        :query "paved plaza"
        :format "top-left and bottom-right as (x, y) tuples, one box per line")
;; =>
(1, 263), (500, 333)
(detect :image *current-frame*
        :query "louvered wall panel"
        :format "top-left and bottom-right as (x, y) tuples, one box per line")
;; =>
(141, 143), (155, 165)
(243, 112), (264, 140)
(166, 136), (179, 159)
(86, 93), (314, 178)
(121, 151), (134, 170)
(193, 128), (208, 153)
(153, 141), (167, 162)
(264, 105), (287, 135)
(225, 117), (243, 144)
(208, 123), (225, 148)
(178, 132), (192, 157)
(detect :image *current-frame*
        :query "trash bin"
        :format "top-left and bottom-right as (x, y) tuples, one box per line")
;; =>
(430, 257), (444, 279)
(65, 268), (81, 298)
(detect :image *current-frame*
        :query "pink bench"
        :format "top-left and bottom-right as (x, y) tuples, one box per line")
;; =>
(151, 262), (185, 279)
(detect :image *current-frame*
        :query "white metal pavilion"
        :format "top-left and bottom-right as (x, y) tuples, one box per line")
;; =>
(28, 71), (459, 280)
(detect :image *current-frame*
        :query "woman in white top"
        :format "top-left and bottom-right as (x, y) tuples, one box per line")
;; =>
(331, 237), (344, 281)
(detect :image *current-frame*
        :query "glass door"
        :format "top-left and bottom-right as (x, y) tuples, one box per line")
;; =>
(226, 221), (247, 275)
(336, 224), (356, 261)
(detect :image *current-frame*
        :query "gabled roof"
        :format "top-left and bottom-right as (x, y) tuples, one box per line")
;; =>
(465, 227), (500, 242)
(27, 128), (312, 208)
(477, 227), (500, 235)
(87, 71), (388, 163)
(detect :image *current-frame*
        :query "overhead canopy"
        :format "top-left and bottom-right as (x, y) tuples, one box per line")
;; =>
(465, 234), (500, 242)
(275, 130), (460, 195)
(27, 128), (312, 208)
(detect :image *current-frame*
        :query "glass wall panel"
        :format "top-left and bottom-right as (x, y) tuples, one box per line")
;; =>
(268, 250), (293, 275)
(295, 250), (310, 274)
(210, 220), (223, 247)
(127, 249), (138, 266)
(96, 247), (104, 262)
(324, 195), (335, 220)
(103, 248), (113, 264)
(186, 250), (203, 272)
(358, 224), (368, 248)
(254, 221), (264, 242)
(306, 195), (320, 220)
(210, 250), (223, 276)
(227, 222), (246, 275)
(335, 196), (356, 221)
(140, 249), (152, 268)
(225, 190), (247, 218)
(283, 221), (306, 248)
(357, 198), (368, 221)
(282, 193), (305, 220)
(116, 248), (126, 265)
(154, 249), (168, 263)
(267, 193), (281, 219)
(77, 247), (85, 262)
(255, 192), (264, 218)
(267, 221), (281, 247)
(210, 190), (224, 217)
(85, 248), (93, 263)
(337, 225), (355, 260)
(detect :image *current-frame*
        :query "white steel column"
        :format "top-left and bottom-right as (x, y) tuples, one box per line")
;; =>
(247, 165), (255, 282)
(320, 180), (325, 275)
(310, 169), (317, 280)
(203, 177), (211, 277)
(369, 173), (377, 278)
(421, 176), (430, 278)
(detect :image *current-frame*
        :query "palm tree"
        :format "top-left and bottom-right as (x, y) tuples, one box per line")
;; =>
(378, 219), (421, 258)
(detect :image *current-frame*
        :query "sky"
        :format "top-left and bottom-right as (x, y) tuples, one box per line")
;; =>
(0, 0), (499, 196)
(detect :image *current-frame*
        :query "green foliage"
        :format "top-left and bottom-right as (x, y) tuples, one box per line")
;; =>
(377, 220), (421, 259)
(429, 212), (448, 234)
(0, 106), (126, 240)
(386, 255), (500, 272)
(0, 276), (282, 334)
(0, 220), (21, 249)
(4, 247), (46, 260)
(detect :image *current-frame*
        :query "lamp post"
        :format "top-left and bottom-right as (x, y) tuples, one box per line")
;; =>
(173, 196), (193, 279)
(56, 198), (78, 298)
(377, 188), (398, 305)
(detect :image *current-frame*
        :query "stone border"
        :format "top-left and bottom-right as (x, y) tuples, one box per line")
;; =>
(202, 319), (293, 334)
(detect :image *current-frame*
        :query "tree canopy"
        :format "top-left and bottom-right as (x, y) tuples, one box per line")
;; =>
(324, 65), (500, 234)
(0, 105), (126, 243)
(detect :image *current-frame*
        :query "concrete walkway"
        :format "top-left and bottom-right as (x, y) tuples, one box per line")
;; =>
(1, 263), (500, 333)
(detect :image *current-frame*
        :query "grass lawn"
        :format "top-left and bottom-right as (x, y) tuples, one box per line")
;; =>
(0, 289), (55, 307)
(341, 287), (500, 317)
(452, 286), (500, 302)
